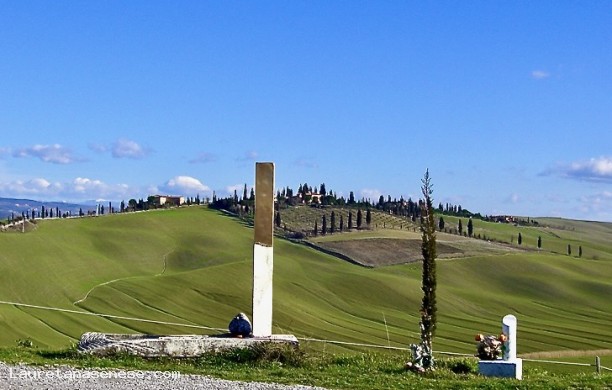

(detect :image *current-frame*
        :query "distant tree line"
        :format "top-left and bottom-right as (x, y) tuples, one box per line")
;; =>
(3, 194), (207, 227)
(4, 205), (75, 225)
(211, 181), (432, 222)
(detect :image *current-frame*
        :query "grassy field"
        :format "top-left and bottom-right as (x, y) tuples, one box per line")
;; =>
(0, 206), (611, 366)
(1, 344), (611, 389)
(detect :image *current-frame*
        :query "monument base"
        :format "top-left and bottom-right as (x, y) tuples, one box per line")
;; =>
(78, 332), (298, 358)
(478, 358), (522, 380)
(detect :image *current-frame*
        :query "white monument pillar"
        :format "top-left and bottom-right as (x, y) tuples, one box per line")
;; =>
(502, 314), (517, 361)
(252, 162), (274, 337)
(479, 314), (523, 380)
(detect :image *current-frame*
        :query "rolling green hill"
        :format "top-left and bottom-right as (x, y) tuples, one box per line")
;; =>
(0, 207), (610, 359)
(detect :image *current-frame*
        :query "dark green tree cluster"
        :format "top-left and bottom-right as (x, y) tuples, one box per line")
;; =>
(377, 195), (422, 220)
(437, 202), (477, 218)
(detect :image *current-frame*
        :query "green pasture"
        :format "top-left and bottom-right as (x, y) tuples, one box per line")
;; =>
(434, 215), (612, 260)
(0, 207), (610, 366)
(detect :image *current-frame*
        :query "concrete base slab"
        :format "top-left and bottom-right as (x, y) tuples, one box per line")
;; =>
(479, 358), (523, 380)
(78, 332), (298, 358)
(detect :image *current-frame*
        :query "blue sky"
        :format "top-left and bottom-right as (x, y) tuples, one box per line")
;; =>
(1, 2), (611, 221)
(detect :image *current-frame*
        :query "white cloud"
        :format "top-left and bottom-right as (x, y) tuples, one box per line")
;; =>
(112, 138), (150, 159)
(72, 177), (129, 196)
(543, 156), (612, 182)
(13, 144), (82, 164)
(162, 176), (211, 195)
(574, 157), (612, 177)
(87, 139), (150, 159)
(531, 70), (550, 80)
(0, 177), (133, 201)
(0, 178), (60, 196)
(72, 178), (131, 199)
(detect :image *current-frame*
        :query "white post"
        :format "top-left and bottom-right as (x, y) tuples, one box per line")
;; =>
(252, 163), (274, 337)
(502, 314), (517, 360)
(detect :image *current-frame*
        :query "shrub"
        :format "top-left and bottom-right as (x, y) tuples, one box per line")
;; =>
(436, 357), (478, 374)
(220, 343), (304, 367)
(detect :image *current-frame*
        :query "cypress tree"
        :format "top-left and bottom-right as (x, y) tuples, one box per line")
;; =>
(322, 215), (327, 235)
(275, 211), (281, 228)
(415, 169), (437, 370)
(349, 191), (355, 204)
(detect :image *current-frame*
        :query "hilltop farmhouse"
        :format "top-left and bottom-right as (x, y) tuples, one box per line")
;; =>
(150, 195), (185, 207)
